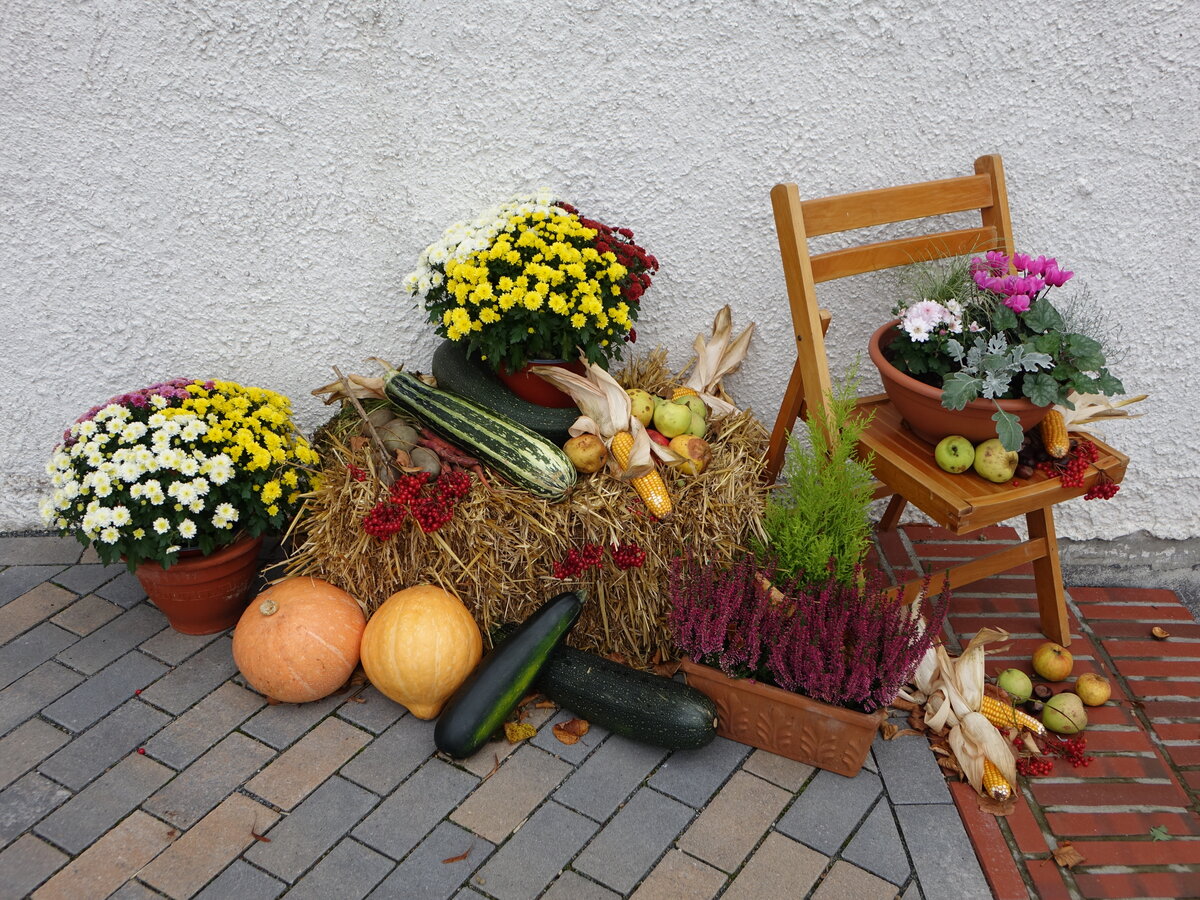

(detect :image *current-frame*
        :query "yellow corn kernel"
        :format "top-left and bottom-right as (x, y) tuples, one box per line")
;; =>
(610, 431), (672, 518)
(980, 694), (1046, 736)
(1040, 409), (1070, 459)
(671, 385), (699, 400)
(983, 758), (1011, 801)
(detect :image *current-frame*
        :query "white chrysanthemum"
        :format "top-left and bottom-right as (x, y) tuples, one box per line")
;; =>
(99, 527), (120, 544)
(77, 419), (98, 438)
(153, 517), (171, 534)
(39, 498), (55, 523)
(205, 454), (234, 485)
(179, 457), (200, 476)
(90, 472), (113, 498)
(110, 506), (131, 527)
(188, 499), (205, 514)
(213, 502), (239, 527)
(120, 422), (148, 443)
(156, 448), (183, 470)
(190, 477), (210, 496)
(150, 394), (168, 409)
(178, 519), (197, 540)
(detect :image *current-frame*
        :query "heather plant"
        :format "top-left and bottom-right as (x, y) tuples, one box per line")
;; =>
(668, 553), (949, 712)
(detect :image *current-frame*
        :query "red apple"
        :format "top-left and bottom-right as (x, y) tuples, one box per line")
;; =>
(1031, 641), (1074, 682)
(646, 429), (671, 447)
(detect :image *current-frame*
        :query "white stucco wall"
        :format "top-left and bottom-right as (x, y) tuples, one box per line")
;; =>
(2, 0), (1196, 539)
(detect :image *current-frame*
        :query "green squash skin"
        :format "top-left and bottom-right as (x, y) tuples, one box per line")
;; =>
(500, 630), (717, 750)
(431, 340), (578, 446)
(433, 592), (583, 759)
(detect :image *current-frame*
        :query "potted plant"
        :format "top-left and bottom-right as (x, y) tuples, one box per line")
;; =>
(871, 251), (1125, 450)
(403, 191), (657, 406)
(42, 379), (319, 633)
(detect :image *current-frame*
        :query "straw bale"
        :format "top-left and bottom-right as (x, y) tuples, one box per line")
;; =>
(283, 352), (768, 666)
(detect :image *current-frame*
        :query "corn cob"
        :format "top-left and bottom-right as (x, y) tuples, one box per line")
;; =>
(1040, 409), (1070, 459)
(980, 694), (1046, 735)
(610, 431), (672, 518)
(671, 385), (700, 400)
(983, 758), (1012, 801)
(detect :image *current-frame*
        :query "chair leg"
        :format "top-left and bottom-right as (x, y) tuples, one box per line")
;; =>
(878, 495), (907, 531)
(1026, 507), (1071, 647)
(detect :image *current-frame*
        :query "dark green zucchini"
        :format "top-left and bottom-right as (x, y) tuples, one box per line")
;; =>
(494, 625), (717, 750)
(431, 340), (579, 446)
(434, 592), (583, 759)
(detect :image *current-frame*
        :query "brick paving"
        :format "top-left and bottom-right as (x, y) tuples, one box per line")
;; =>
(0, 529), (1196, 898)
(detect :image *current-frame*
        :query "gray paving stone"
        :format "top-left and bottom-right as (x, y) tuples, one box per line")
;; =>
(0, 622), (77, 690)
(139, 625), (224, 665)
(109, 881), (168, 899)
(474, 800), (599, 900)
(901, 878), (923, 900)
(34, 752), (173, 854)
(336, 685), (407, 734)
(0, 566), (69, 606)
(280, 837), (394, 900)
(842, 797), (912, 886)
(0, 661), (82, 738)
(247, 776), (380, 883)
(572, 787), (695, 895)
(776, 768), (884, 856)
(42, 650), (168, 732)
(55, 604), (168, 675)
(50, 563), (125, 596)
(0, 833), (68, 898)
(143, 680), (266, 769)
(366, 821), (493, 900)
(50, 594), (123, 636)
(540, 871), (621, 900)
(38, 698), (171, 790)
(0, 536), (81, 566)
(194, 859), (287, 900)
(138, 637), (237, 715)
(95, 572), (148, 609)
(646, 736), (750, 808)
(353, 758), (478, 860)
(0, 772), (71, 848)
(894, 804), (990, 900)
(0, 718), (70, 790)
(872, 732), (952, 805)
(241, 691), (345, 749)
(144, 731), (277, 829)
(340, 713), (435, 795)
(554, 734), (669, 822)
(530, 708), (608, 764)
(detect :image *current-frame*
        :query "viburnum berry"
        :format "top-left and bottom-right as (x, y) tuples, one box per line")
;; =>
(610, 542), (646, 570)
(553, 542), (605, 579)
(346, 464), (367, 482)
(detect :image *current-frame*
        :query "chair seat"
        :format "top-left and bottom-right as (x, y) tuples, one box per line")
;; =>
(855, 394), (1130, 535)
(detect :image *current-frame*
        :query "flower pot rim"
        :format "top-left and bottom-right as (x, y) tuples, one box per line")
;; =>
(132, 533), (263, 574)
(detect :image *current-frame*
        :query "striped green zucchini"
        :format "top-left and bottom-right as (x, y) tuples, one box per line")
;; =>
(383, 369), (576, 501)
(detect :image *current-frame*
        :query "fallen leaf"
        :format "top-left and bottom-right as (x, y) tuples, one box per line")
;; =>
(976, 792), (1016, 817)
(882, 722), (900, 740)
(906, 710), (928, 733)
(518, 693), (539, 708)
(503, 722), (536, 743)
(349, 435), (369, 451)
(1052, 841), (1085, 869)
(349, 670), (368, 687)
(480, 753), (501, 783)
(442, 847), (471, 864)
(553, 719), (589, 745)
(347, 694), (366, 704)
(890, 697), (919, 712)
(1149, 825), (1171, 841)
(936, 755), (963, 776)
(266, 697), (281, 706)
(250, 832), (271, 843)
(1020, 733), (1043, 756)
(653, 660), (682, 678)
(534, 700), (557, 709)
(1151, 626), (1170, 640)
(893, 728), (922, 739)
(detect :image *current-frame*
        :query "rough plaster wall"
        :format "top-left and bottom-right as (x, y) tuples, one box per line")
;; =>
(2, 0), (1197, 539)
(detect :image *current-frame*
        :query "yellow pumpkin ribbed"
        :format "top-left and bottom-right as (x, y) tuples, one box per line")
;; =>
(359, 584), (483, 719)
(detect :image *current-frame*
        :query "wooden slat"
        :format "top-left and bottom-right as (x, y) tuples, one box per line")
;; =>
(889, 537), (1050, 604)
(800, 173), (995, 237)
(810, 226), (1000, 283)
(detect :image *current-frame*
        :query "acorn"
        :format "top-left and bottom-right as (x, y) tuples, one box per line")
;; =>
(1032, 683), (1054, 702)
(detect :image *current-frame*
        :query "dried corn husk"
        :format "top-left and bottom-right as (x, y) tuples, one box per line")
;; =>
(1054, 391), (1148, 433)
(677, 305), (754, 419)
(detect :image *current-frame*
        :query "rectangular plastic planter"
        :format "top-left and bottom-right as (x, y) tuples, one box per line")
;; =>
(679, 659), (886, 777)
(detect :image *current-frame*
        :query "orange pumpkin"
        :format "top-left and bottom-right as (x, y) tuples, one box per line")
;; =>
(232, 577), (366, 703)
(360, 584), (482, 719)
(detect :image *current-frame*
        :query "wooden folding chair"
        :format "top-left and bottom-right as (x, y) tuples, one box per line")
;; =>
(764, 155), (1128, 646)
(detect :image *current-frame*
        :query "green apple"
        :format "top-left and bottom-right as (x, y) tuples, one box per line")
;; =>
(996, 668), (1033, 703)
(626, 389), (655, 428)
(685, 411), (707, 437)
(676, 393), (708, 418)
(973, 438), (1018, 483)
(652, 399), (693, 439)
(934, 435), (975, 473)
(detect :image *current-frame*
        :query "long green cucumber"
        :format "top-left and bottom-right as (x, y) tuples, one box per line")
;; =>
(434, 592), (583, 759)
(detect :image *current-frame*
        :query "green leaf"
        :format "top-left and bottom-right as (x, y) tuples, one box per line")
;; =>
(1033, 332), (1061, 356)
(1023, 373), (1061, 407)
(942, 373), (981, 410)
(1149, 825), (1171, 841)
(1096, 370), (1125, 395)
(1066, 333), (1105, 370)
(992, 306), (1018, 330)
(993, 409), (1023, 451)
(1024, 298), (1064, 334)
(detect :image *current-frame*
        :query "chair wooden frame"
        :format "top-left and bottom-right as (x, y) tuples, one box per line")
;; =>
(764, 155), (1128, 646)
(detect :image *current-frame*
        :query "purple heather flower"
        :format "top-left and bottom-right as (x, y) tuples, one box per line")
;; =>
(1004, 293), (1031, 313)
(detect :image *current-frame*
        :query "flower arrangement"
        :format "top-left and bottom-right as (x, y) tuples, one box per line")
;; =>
(668, 554), (949, 712)
(404, 191), (657, 374)
(885, 251), (1124, 449)
(42, 379), (319, 571)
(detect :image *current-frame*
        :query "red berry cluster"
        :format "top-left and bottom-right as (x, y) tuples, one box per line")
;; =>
(610, 542), (647, 570)
(1037, 439), (1098, 489)
(362, 470), (472, 539)
(1045, 734), (1093, 768)
(1084, 472), (1120, 501)
(347, 464), (367, 482)
(1016, 755), (1055, 777)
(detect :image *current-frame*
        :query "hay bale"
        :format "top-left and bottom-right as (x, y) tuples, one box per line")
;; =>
(282, 352), (769, 666)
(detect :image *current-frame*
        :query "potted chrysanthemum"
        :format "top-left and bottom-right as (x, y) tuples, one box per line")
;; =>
(42, 379), (319, 633)
(404, 191), (657, 407)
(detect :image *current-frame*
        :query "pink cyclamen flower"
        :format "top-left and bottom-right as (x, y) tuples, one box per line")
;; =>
(1011, 252), (1032, 272)
(1044, 266), (1073, 287)
(1004, 293), (1031, 313)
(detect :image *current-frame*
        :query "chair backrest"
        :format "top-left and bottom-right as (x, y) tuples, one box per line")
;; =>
(764, 154), (1016, 482)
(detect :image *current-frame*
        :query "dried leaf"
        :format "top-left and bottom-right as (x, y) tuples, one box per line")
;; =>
(347, 694), (366, 704)
(479, 753), (500, 783)
(503, 722), (536, 743)
(890, 697), (920, 712)
(976, 792), (1017, 817)
(250, 832), (271, 843)
(266, 697), (281, 706)
(553, 719), (590, 745)
(882, 722), (900, 740)
(893, 728), (922, 739)
(1020, 733), (1043, 757)
(442, 847), (471, 864)
(534, 700), (557, 709)
(907, 710), (928, 733)
(1151, 626), (1170, 640)
(1052, 841), (1086, 869)
(653, 660), (681, 678)
(349, 435), (369, 451)
(936, 755), (964, 776)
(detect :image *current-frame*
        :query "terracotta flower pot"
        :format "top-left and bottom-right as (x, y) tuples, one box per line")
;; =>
(868, 319), (1050, 445)
(679, 659), (885, 777)
(134, 535), (264, 634)
(496, 358), (585, 408)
